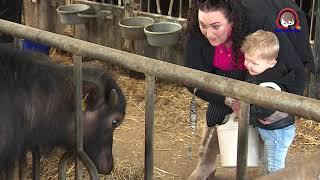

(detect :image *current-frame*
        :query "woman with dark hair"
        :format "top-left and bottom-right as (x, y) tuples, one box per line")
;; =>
(184, 0), (308, 179)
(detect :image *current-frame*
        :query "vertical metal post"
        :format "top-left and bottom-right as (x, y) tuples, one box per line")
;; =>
(5, 158), (19, 180)
(316, 0), (320, 70)
(309, 0), (316, 45)
(168, 0), (174, 16)
(19, 153), (27, 180)
(58, 151), (74, 180)
(74, 55), (83, 180)
(236, 102), (250, 180)
(156, 0), (161, 14)
(179, 0), (182, 18)
(74, 55), (99, 180)
(145, 75), (155, 180)
(0, 171), (4, 179)
(32, 147), (40, 180)
(75, 156), (83, 180)
(147, 0), (150, 12)
(310, 0), (320, 99)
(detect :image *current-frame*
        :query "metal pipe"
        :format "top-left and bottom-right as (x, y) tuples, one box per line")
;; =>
(168, 0), (174, 16)
(73, 0), (186, 22)
(0, 20), (320, 122)
(299, 0), (303, 8)
(137, 10), (186, 21)
(58, 151), (73, 180)
(74, 55), (84, 180)
(74, 55), (99, 180)
(76, 155), (83, 180)
(145, 75), (155, 180)
(0, 171), (4, 180)
(316, 0), (320, 71)
(78, 151), (99, 180)
(147, 0), (150, 12)
(309, 0), (316, 45)
(179, 0), (182, 18)
(236, 103), (250, 180)
(156, 0), (161, 14)
(19, 153), (27, 180)
(32, 148), (40, 180)
(189, 0), (192, 9)
(256, 152), (320, 180)
(5, 159), (17, 180)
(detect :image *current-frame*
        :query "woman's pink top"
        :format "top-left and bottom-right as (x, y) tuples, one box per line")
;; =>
(213, 44), (245, 71)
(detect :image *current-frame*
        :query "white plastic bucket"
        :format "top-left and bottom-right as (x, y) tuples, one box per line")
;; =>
(217, 113), (260, 167)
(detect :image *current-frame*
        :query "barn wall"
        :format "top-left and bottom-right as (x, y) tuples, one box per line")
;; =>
(23, 0), (186, 65)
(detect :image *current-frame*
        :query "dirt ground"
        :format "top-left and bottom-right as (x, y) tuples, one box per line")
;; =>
(21, 58), (320, 180)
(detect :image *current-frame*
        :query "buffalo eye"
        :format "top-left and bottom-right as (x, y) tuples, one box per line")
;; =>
(112, 119), (118, 128)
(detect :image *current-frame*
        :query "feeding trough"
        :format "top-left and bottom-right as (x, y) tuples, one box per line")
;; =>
(78, 9), (112, 19)
(56, 4), (91, 24)
(144, 22), (182, 47)
(118, 16), (154, 40)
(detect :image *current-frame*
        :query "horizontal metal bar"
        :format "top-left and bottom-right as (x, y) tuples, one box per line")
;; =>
(0, 20), (319, 122)
(74, 0), (187, 22)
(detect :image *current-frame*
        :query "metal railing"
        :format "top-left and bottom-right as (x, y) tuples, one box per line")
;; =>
(299, 0), (318, 46)
(0, 15), (320, 180)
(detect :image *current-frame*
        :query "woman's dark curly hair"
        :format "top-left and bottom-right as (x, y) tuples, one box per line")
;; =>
(185, 0), (248, 64)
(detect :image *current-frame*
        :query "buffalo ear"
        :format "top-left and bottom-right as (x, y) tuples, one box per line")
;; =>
(82, 81), (102, 110)
(109, 89), (118, 110)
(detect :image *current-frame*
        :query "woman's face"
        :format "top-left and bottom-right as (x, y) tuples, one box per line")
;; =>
(198, 9), (233, 46)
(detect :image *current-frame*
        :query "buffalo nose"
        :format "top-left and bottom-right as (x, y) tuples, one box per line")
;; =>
(96, 156), (114, 175)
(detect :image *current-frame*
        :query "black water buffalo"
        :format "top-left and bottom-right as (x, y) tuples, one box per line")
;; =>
(0, 46), (126, 175)
(0, 0), (23, 43)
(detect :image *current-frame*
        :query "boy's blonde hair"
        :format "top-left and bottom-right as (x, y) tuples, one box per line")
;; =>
(241, 30), (279, 60)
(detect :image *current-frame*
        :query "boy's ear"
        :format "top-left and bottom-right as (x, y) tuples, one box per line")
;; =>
(268, 59), (277, 68)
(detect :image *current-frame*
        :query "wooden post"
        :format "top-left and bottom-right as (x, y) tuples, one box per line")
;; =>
(309, 0), (320, 99)
(39, 0), (50, 31)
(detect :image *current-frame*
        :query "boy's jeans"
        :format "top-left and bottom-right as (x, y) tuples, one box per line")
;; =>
(257, 124), (295, 173)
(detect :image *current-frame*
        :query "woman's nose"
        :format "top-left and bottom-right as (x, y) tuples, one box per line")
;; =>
(206, 28), (215, 38)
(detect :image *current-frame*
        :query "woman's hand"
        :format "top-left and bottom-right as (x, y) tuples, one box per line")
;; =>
(225, 97), (241, 114)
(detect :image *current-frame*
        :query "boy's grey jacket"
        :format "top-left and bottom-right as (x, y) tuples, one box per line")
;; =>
(247, 62), (296, 130)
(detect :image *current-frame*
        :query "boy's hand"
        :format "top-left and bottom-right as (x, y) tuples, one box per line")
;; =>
(258, 118), (273, 125)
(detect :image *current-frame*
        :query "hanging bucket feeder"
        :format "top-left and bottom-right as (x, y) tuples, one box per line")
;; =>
(78, 9), (111, 19)
(56, 4), (91, 24)
(144, 22), (182, 47)
(118, 16), (154, 40)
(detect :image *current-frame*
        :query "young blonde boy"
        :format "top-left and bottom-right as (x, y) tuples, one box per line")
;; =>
(227, 30), (297, 173)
